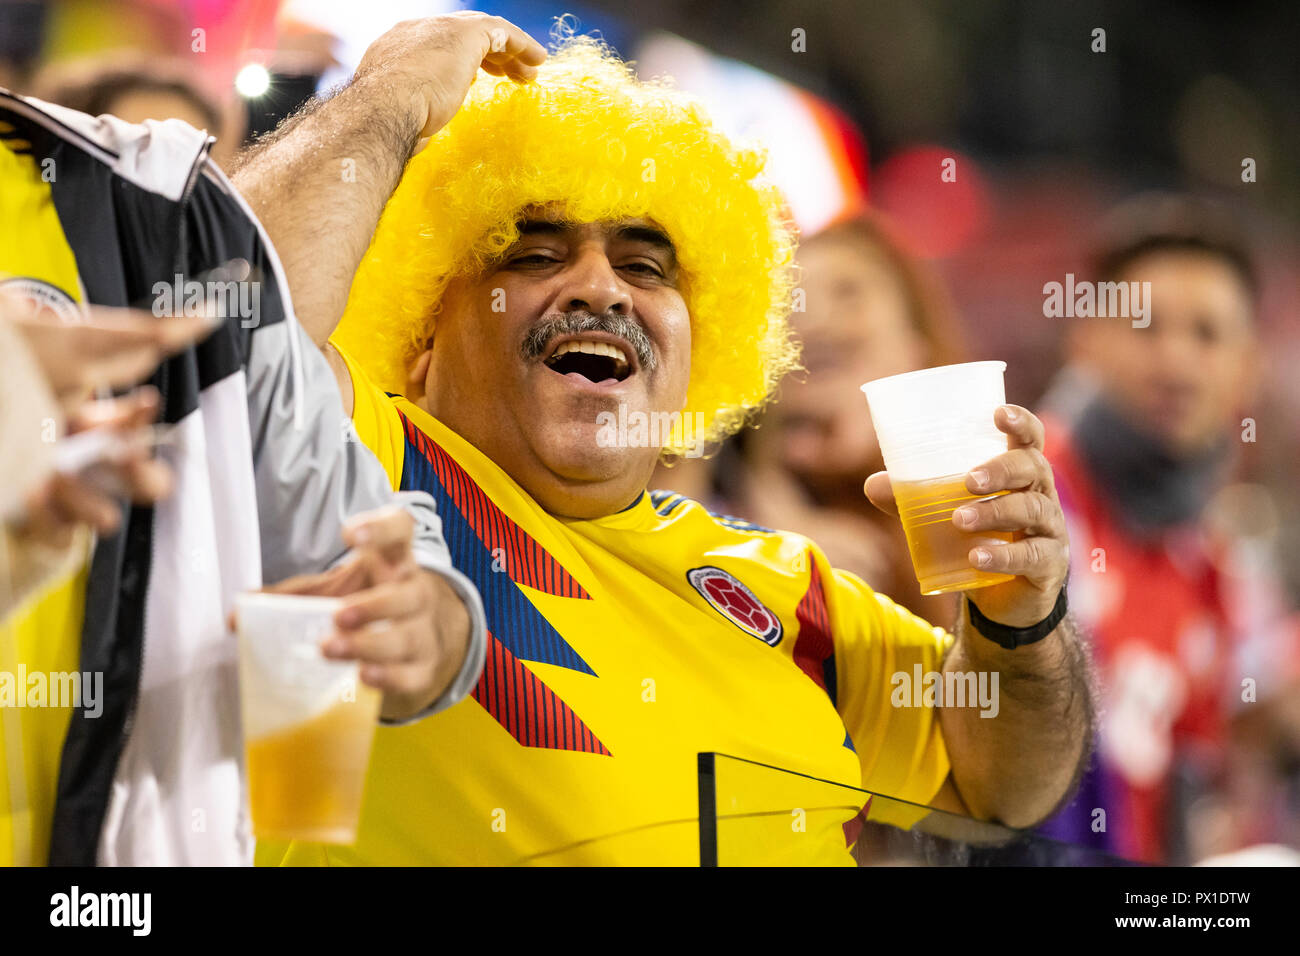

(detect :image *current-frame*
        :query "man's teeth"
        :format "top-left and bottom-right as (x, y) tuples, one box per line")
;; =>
(548, 340), (629, 370)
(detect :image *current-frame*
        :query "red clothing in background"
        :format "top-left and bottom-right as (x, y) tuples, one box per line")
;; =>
(1044, 417), (1235, 863)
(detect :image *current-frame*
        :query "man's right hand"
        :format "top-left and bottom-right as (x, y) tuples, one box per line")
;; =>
(354, 13), (546, 141)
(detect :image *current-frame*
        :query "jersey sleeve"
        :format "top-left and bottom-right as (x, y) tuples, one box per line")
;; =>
(819, 549), (954, 813)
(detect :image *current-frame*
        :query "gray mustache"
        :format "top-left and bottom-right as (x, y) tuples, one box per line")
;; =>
(521, 312), (656, 373)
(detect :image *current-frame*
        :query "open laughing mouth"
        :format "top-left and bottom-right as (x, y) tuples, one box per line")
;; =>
(542, 334), (636, 385)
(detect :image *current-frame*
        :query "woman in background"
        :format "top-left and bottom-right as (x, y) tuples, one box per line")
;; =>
(657, 210), (967, 622)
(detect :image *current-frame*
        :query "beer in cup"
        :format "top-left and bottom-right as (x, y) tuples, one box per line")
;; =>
(235, 592), (382, 843)
(861, 361), (1016, 595)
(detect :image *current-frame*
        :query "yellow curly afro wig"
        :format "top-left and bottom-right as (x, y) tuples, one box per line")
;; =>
(333, 34), (800, 453)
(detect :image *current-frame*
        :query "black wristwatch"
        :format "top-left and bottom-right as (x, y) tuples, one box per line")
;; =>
(966, 587), (1068, 650)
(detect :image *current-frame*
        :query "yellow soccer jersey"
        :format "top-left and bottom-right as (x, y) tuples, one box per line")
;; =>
(269, 345), (954, 866)
(0, 132), (91, 867)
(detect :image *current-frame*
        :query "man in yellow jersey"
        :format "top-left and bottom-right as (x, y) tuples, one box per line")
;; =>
(235, 15), (1094, 865)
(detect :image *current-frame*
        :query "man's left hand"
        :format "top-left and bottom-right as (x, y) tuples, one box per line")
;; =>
(263, 505), (470, 721)
(865, 404), (1070, 629)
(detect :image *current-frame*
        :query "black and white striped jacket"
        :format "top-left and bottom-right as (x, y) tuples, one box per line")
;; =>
(0, 91), (486, 866)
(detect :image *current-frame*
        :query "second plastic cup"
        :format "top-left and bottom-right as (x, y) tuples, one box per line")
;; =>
(235, 592), (382, 844)
(861, 361), (1015, 595)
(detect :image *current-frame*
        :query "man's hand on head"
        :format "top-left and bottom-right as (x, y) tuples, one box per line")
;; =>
(353, 13), (547, 142)
(262, 505), (472, 722)
(864, 404), (1070, 628)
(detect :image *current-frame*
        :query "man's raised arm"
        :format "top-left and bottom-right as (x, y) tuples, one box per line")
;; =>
(228, 13), (545, 357)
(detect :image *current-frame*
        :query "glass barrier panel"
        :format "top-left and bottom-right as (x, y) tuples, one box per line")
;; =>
(699, 752), (1137, 867)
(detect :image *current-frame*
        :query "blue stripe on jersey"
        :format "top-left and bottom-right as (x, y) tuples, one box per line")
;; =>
(401, 430), (596, 676)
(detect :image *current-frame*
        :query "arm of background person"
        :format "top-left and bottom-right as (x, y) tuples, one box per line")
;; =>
(0, 297), (211, 618)
(0, 312), (74, 617)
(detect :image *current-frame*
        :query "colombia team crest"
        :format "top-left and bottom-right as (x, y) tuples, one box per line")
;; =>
(687, 566), (783, 646)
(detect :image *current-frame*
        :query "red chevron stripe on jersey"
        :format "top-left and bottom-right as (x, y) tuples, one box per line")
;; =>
(473, 631), (612, 756)
(401, 415), (591, 600)
(843, 796), (873, 847)
(793, 557), (834, 697)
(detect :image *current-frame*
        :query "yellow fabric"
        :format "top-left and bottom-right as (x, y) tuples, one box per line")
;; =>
(0, 564), (90, 867)
(0, 133), (82, 292)
(270, 344), (951, 865)
(0, 136), (91, 867)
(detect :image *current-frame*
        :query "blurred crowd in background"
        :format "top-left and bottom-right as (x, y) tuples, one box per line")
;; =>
(2, 0), (1298, 865)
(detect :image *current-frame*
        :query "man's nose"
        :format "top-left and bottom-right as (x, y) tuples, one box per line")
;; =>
(554, 247), (633, 316)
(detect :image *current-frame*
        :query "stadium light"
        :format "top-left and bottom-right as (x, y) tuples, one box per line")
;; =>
(235, 63), (271, 99)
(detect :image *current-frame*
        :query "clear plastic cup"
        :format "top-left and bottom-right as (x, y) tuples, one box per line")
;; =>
(234, 592), (382, 844)
(861, 361), (1015, 595)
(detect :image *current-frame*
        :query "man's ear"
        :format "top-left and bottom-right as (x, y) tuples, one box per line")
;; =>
(407, 349), (433, 402)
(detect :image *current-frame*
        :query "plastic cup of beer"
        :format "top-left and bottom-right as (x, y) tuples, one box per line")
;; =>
(860, 361), (1016, 595)
(234, 592), (382, 844)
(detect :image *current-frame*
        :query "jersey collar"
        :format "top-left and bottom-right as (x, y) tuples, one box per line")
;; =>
(393, 397), (660, 531)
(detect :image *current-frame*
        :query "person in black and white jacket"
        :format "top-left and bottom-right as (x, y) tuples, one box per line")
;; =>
(0, 82), (486, 865)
